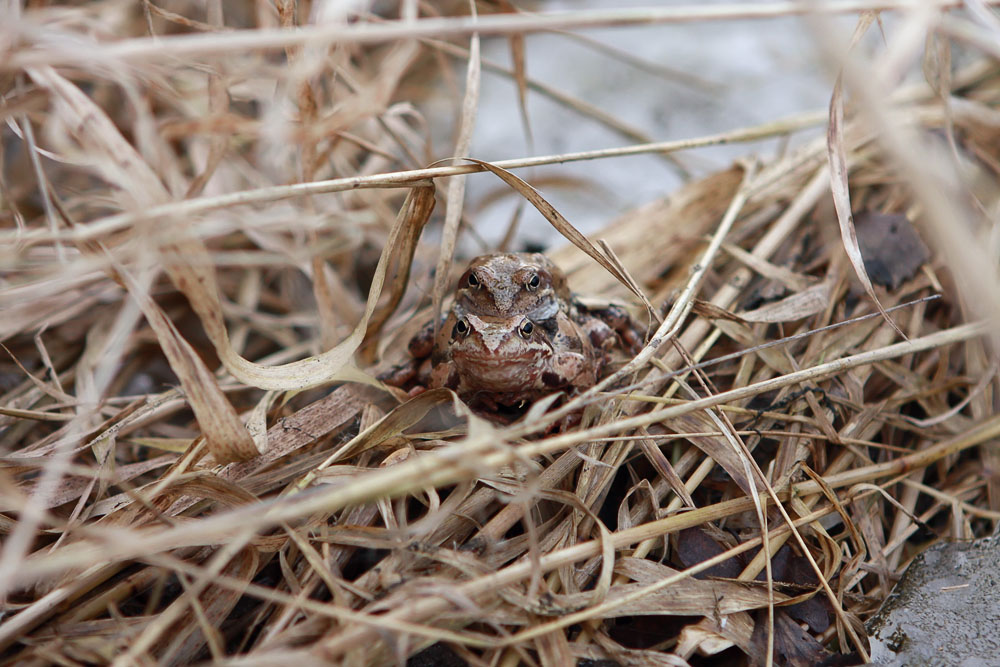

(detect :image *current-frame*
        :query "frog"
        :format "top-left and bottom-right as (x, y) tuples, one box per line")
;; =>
(381, 252), (643, 415)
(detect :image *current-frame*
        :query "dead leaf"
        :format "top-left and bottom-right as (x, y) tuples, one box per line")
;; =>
(855, 211), (930, 290)
(676, 527), (745, 579)
(749, 609), (830, 667)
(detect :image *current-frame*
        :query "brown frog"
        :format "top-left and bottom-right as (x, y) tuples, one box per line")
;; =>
(383, 253), (642, 415)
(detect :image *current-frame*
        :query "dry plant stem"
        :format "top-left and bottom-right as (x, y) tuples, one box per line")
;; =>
(144, 492), (847, 662)
(822, 0), (1000, 516)
(831, 0), (1000, 338)
(940, 13), (1000, 61)
(431, 7), (481, 333)
(828, 13), (903, 340)
(133, 553), (494, 650)
(338, 308), (968, 656)
(714, 412), (869, 659)
(4, 115), (823, 248)
(618, 167), (832, 496)
(673, 374), (780, 663)
(474, 449), (581, 543)
(902, 477), (1000, 520)
(7, 6), (1000, 662)
(0, 394), (89, 604)
(0, 562), (121, 654)
(425, 36), (676, 159)
(696, 382), (864, 657)
(0, 387), (366, 651)
(312, 469), (922, 657)
(7, 1), (998, 68)
(554, 29), (721, 93)
(736, 340), (936, 583)
(539, 166), (830, 515)
(115, 536), (255, 665)
(335, 410), (1000, 658)
(594, 295), (937, 422)
(597, 164), (830, 411)
(546, 161), (760, 426)
(11, 318), (988, 589)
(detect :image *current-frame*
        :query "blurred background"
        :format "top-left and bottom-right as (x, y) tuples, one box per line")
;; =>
(450, 0), (845, 250)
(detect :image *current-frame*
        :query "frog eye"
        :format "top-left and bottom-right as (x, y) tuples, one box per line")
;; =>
(517, 319), (534, 339)
(467, 272), (481, 288)
(452, 318), (470, 339)
(525, 273), (540, 291)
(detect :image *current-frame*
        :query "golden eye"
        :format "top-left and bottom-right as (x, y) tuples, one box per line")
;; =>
(525, 273), (540, 291)
(517, 319), (534, 339)
(452, 318), (470, 339)
(467, 272), (481, 288)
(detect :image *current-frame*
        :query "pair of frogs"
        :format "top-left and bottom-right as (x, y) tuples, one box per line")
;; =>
(383, 253), (642, 415)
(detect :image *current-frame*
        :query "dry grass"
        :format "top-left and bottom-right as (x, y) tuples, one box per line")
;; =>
(3, 1), (1000, 665)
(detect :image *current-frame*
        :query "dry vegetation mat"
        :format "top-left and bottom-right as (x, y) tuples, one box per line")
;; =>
(3, 2), (1000, 666)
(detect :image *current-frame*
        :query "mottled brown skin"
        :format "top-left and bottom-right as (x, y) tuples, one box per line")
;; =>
(383, 253), (642, 415)
(453, 252), (570, 321)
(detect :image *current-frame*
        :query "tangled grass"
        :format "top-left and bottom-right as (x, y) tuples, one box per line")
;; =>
(3, 2), (1000, 665)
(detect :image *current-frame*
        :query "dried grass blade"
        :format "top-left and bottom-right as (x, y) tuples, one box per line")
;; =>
(637, 430), (694, 508)
(591, 522), (615, 608)
(27, 402), (998, 657)
(310, 387), (458, 475)
(671, 413), (756, 496)
(827, 13), (904, 338)
(116, 263), (257, 463)
(597, 239), (657, 321)
(0, 406), (72, 422)
(801, 466), (866, 562)
(462, 158), (652, 314)
(246, 390), (280, 454)
(738, 281), (832, 323)
(4, 114), (831, 248)
(431, 7), (480, 332)
(169, 184), (435, 390)
(184, 3), (229, 198)
(496, 0), (534, 147)
(362, 183), (438, 351)
(616, 558), (790, 615)
(103, 387), (369, 521)
(510, 33), (532, 145)
(25, 66), (169, 206)
(115, 535), (257, 665)
(162, 547), (259, 664)
(721, 241), (815, 292)
(23, 65), (259, 463)
(9, 455), (175, 511)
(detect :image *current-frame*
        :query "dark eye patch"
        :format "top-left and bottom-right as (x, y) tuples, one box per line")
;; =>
(537, 317), (559, 337)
